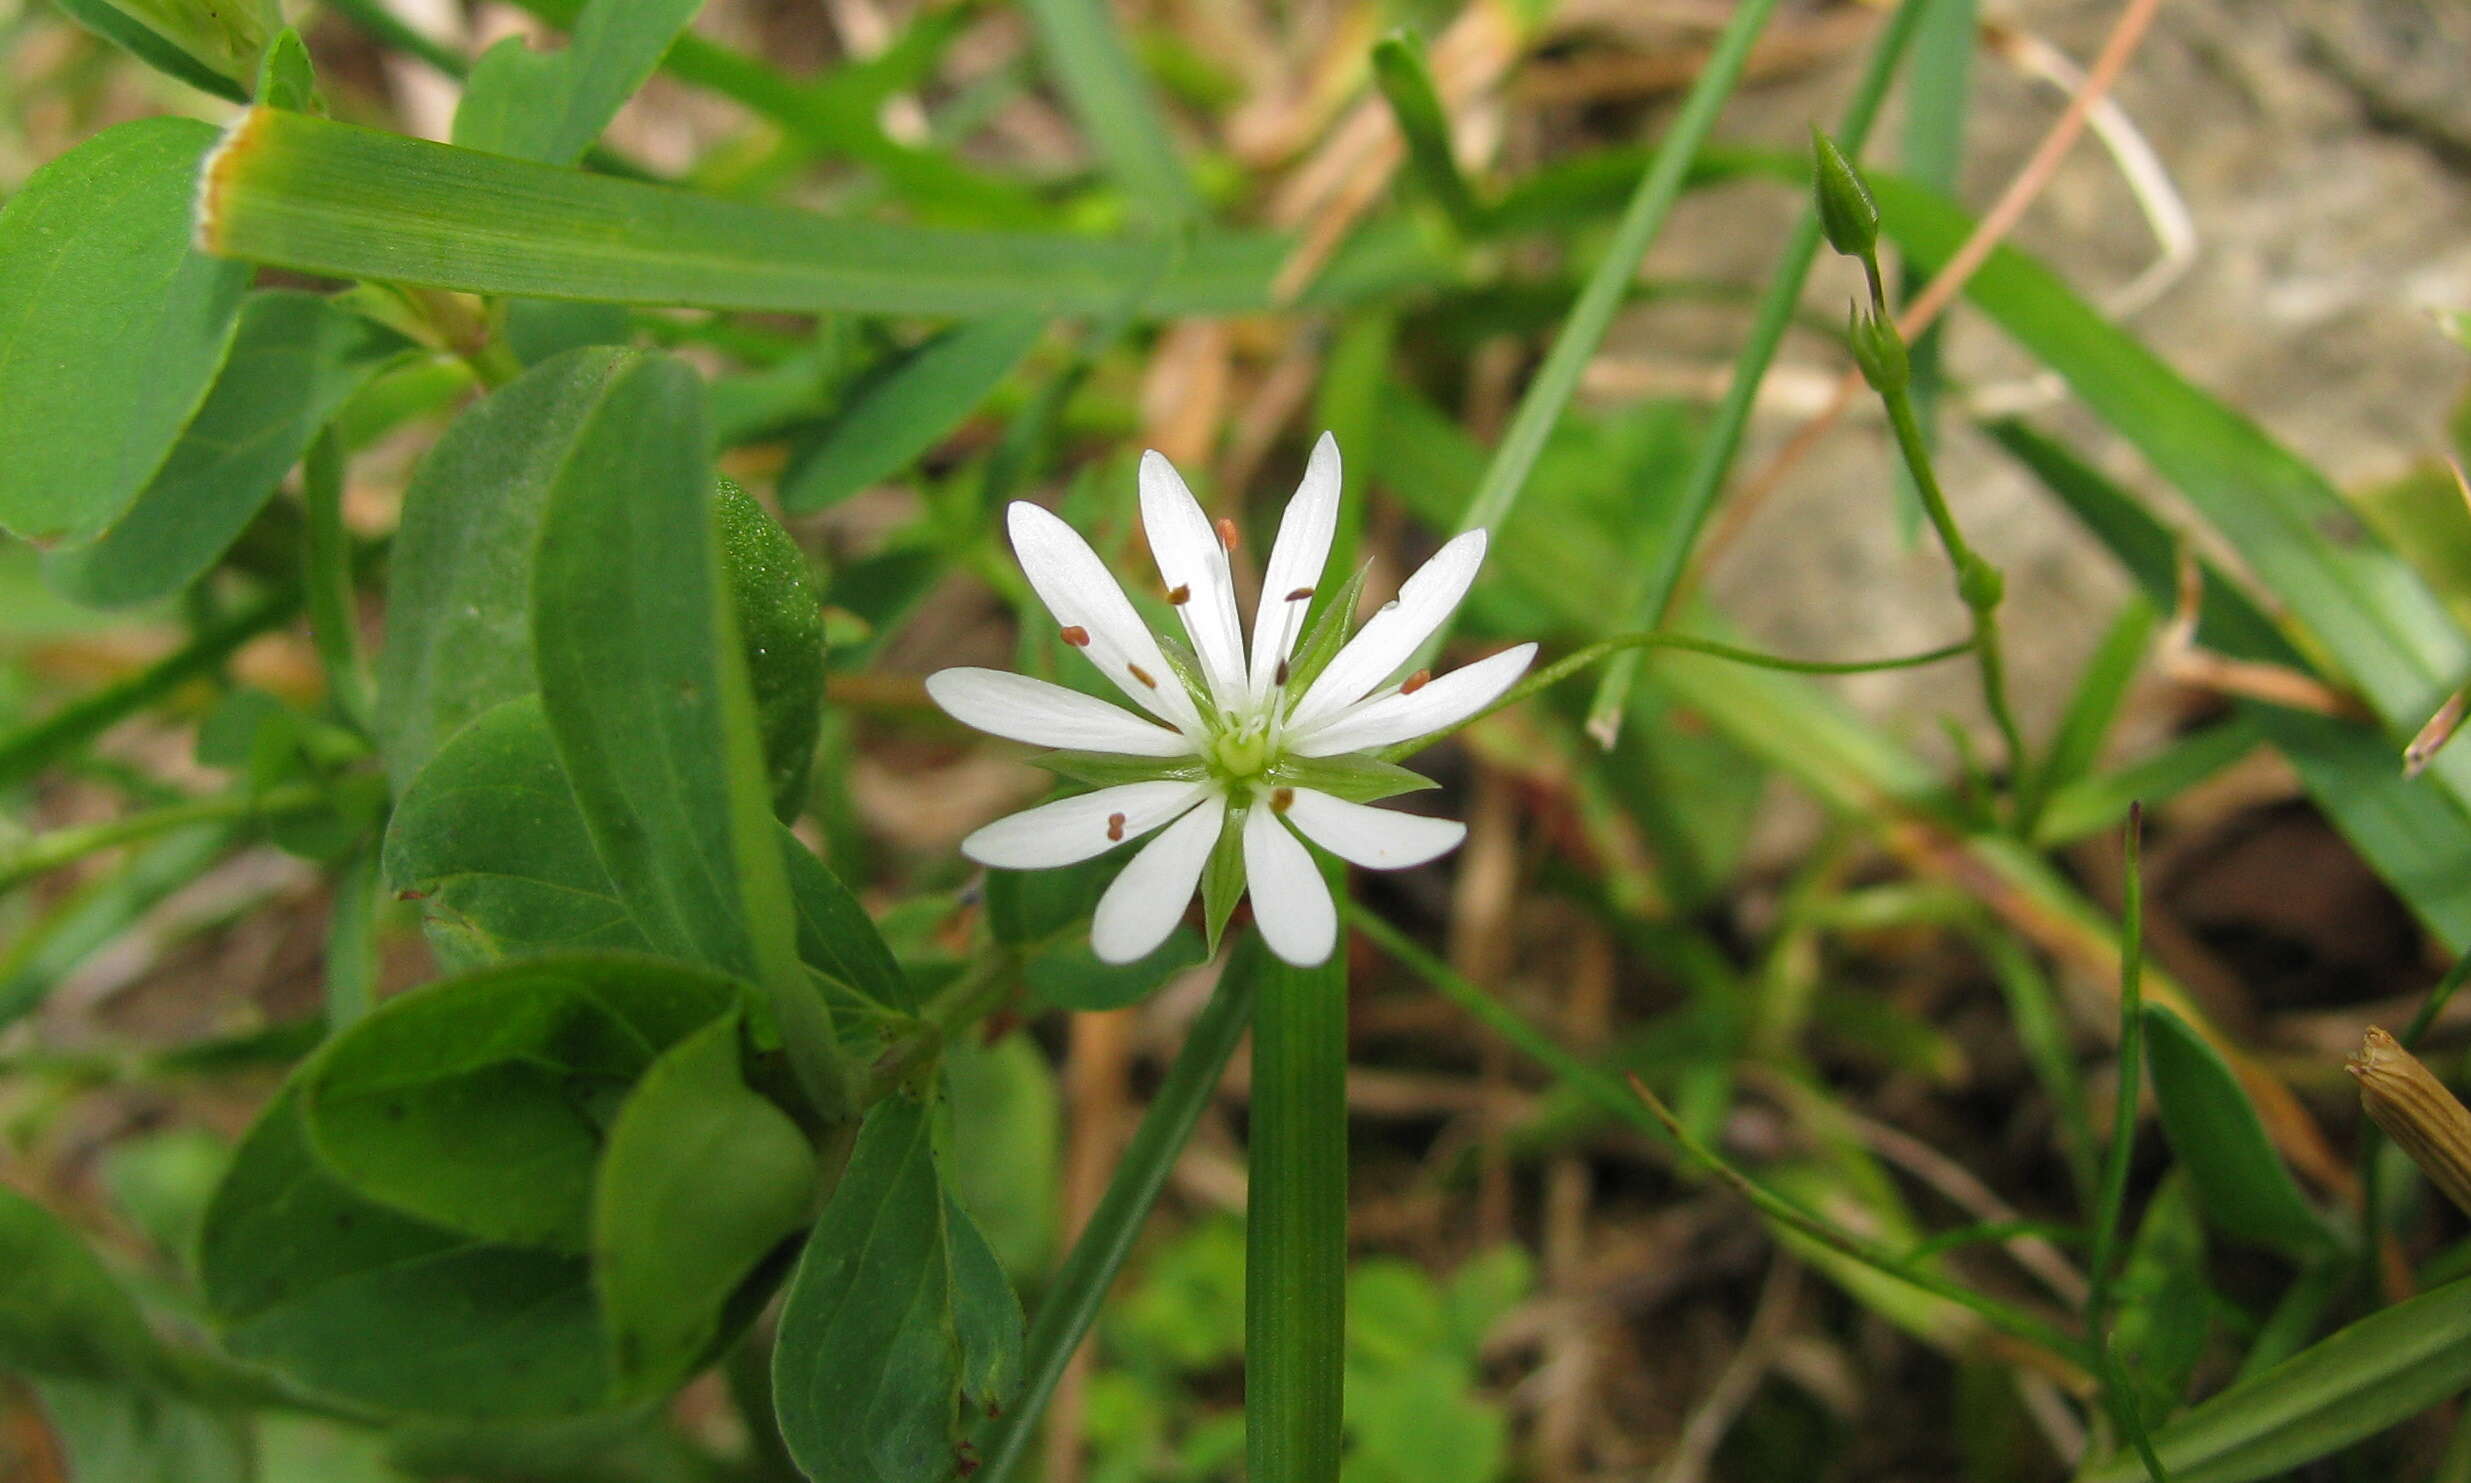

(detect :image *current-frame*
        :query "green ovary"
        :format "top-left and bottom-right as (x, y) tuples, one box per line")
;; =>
(1210, 726), (1272, 780)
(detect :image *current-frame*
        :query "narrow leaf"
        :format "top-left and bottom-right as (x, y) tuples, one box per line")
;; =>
(1018, 0), (1196, 223)
(51, 0), (269, 100)
(2142, 1004), (2339, 1259)
(0, 1186), (168, 1384)
(454, 0), (705, 166)
(782, 315), (1045, 512)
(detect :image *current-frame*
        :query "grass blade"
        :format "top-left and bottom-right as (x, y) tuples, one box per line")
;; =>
(1020, 0), (1198, 223)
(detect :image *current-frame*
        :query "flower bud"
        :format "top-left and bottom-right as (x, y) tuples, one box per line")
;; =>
(1848, 303), (1908, 394)
(2352, 1027), (2471, 1218)
(1957, 554), (2005, 613)
(1811, 126), (1879, 261)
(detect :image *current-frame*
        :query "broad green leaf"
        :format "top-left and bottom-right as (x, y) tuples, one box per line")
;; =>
(593, 1011), (813, 1395)
(2108, 1173), (2211, 1429)
(946, 1195), (1025, 1415)
(199, 1087), (611, 1419)
(1023, 930), (1207, 1013)
(2142, 1005), (2338, 1259)
(781, 315), (1046, 512)
(376, 346), (639, 787)
(47, 291), (411, 609)
(2076, 1274), (2471, 1483)
(986, 854), (1112, 946)
(528, 350), (847, 1115)
(301, 954), (740, 1251)
(773, 1094), (1021, 1483)
(716, 476), (826, 816)
(504, 298), (634, 365)
(387, 695), (910, 1015)
(32, 1380), (249, 1483)
(944, 1034), (1061, 1272)
(383, 696), (650, 970)
(195, 110), (1325, 316)
(0, 1186), (166, 1383)
(454, 0), (704, 167)
(0, 118), (249, 543)
(50, 0), (272, 101)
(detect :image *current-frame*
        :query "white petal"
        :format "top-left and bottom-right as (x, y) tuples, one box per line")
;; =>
(1247, 432), (1342, 702)
(962, 780), (1211, 870)
(1139, 451), (1248, 709)
(1007, 501), (1204, 735)
(1285, 529), (1488, 732)
(1243, 805), (1336, 966)
(1091, 799), (1224, 963)
(1289, 643), (1536, 758)
(1279, 789), (1466, 870)
(925, 668), (1195, 757)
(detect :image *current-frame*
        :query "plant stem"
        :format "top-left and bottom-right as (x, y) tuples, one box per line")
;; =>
(0, 782), (329, 895)
(1247, 933), (1348, 1482)
(978, 948), (1260, 1483)
(302, 429), (372, 731)
(1877, 372), (2029, 800)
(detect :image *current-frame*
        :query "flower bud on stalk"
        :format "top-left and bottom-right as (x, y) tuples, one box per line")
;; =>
(2352, 1026), (2471, 1219)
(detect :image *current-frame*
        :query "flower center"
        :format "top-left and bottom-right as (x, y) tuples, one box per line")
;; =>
(1209, 724), (1273, 780)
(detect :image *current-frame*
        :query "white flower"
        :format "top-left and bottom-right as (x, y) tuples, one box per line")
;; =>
(927, 434), (1535, 967)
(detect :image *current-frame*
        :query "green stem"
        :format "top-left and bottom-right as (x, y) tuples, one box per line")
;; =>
(0, 781), (328, 895)
(1379, 629), (1974, 764)
(0, 585), (302, 793)
(1582, 0), (1934, 740)
(1878, 375), (2029, 797)
(1247, 933), (1349, 1483)
(977, 948), (1260, 1483)
(302, 429), (371, 731)
(861, 946), (1023, 1104)
(2084, 805), (2171, 1481)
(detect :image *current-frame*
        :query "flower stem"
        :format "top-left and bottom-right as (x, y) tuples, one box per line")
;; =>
(0, 781), (330, 895)
(1247, 931), (1348, 1482)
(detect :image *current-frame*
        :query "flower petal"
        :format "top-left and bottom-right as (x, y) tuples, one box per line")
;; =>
(1284, 529), (1488, 732)
(926, 667), (1195, 757)
(1288, 643), (1536, 758)
(962, 780), (1212, 870)
(1243, 804), (1336, 966)
(1247, 432), (1342, 702)
(1007, 501), (1204, 734)
(1091, 799), (1224, 963)
(1279, 789), (1466, 870)
(1139, 451), (1248, 710)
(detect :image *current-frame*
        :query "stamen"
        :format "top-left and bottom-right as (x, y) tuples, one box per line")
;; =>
(1286, 587), (1314, 603)
(1216, 517), (1240, 552)
(1106, 812), (1127, 842)
(1401, 669), (1431, 695)
(1167, 584), (1192, 605)
(1270, 787), (1295, 814)
(1060, 625), (1090, 647)
(1274, 657), (1290, 686)
(1128, 664), (1158, 689)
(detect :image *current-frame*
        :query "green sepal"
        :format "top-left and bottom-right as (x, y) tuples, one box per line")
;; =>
(1152, 631), (1220, 718)
(1032, 751), (1208, 788)
(1278, 562), (1372, 708)
(1265, 753), (1437, 803)
(1809, 126), (1879, 260)
(1200, 804), (1250, 957)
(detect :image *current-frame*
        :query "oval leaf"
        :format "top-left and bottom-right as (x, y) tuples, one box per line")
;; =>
(2142, 1004), (2339, 1259)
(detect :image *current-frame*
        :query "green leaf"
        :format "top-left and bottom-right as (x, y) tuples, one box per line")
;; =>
(254, 26), (322, 112)
(50, 0), (270, 101)
(716, 475), (826, 816)
(2076, 1273), (2471, 1483)
(31, 1380), (249, 1483)
(197, 110), (1307, 316)
(1370, 32), (1483, 234)
(782, 315), (1045, 512)
(947, 1194), (1025, 1416)
(1018, 0), (1197, 223)
(1024, 929), (1206, 1013)
(1277, 562), (1370, 705)
(453, 0), (705, 167)
(200, 1086), (612, 1419)
(943, 1034), (1060, 1272)
(1200, 806), (1247, 957)
(2142, 1005), (2339, 1259)
(0, 1186), (167, 1383)
(772, 1094), (1021, 1483)
(47, 291), (411, 609)
(1266, 752), (1437, 804)
(985, 854), (1113, 946)
(300, 954), (740, 1251)
(376, 346), (640, 787)
(2108, 1173), (2212, 1430)
(0, 118), (249, 543)
(592, 1010), (813, 1396)
(528, 349), (848, 1116)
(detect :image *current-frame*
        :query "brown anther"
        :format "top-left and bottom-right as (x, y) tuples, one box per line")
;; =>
(1274, 658), (1290, 686)
(1401, 669), (1432, 695)
(1270, 787), (1295, 814)
(1216, 517), (1240, 552)
(1106, 812), (1127, 842)
(1059, 625), (1090, 647)
(1128, 664), (1158, 689)
(1286, 586), (1315, 603)
(1167, 584), (1192, 606)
